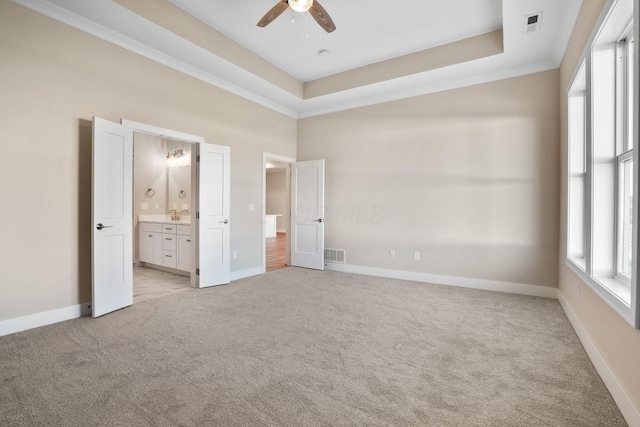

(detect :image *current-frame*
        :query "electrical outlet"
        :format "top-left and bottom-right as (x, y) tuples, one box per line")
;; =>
(141, 203), (148, 210)
(413, 251), (420, 260)
(389, 250), (395, 258)
(232, 250), (238, 260)
(249, 203), (255, 212)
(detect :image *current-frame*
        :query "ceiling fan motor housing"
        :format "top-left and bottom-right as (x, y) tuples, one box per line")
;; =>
(289, 0), (314, 13)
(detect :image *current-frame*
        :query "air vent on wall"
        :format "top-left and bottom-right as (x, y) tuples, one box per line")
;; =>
(524, 12), (543, 34)
(324, 248), (346, 264)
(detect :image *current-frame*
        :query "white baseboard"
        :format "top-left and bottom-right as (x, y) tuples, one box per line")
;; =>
(324, 263), (558, 298)
(0, 302), (91, 337)
(1, 266), (264, 336)
(557, 291), (640, 427)
(276, 228), (286, 233)
(231, 266), (264, 282)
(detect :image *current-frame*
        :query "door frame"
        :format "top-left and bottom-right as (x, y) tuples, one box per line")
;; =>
(262, 152), (296, 273)
(122, 120), (204, 288)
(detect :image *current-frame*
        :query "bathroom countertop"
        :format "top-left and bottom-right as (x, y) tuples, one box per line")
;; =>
(138, 214), (191, 225)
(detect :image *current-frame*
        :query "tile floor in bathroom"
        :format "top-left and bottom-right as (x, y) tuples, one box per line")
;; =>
(133, 265), (192, 304)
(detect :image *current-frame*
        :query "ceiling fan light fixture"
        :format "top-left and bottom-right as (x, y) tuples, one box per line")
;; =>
(288, 0), (313, 13)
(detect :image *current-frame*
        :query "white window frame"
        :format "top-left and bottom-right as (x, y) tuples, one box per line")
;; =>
(567, 65), (587, 270)
(566, 0), (639, 328)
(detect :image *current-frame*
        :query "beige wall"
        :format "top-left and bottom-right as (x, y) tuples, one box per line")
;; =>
(558, 0), (640, 417)
(299, 70), (560, 288)
(0, 2), (296, 321)
(266, 171), (287, 231)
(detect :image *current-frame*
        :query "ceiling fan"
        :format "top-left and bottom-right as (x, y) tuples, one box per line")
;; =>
(257, 0), (337, 33)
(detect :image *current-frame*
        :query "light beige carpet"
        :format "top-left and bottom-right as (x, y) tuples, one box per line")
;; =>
(0, 268), (626, 426)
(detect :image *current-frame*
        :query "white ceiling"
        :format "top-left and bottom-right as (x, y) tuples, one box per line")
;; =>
(167, 0), (503, 82)
(13, 0), (584, 118)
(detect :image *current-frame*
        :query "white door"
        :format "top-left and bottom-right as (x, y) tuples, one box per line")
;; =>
(291, 160), (325, 270)
(92, 117), (133, 317)
(197, 142), (231, 287)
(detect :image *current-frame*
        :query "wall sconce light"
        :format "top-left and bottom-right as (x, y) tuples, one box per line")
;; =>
(166, 149), (189, 167)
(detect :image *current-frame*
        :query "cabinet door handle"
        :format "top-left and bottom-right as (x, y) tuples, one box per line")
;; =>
(165, 255), (173, 258)
(165, 238), (172, 241)
(187, 239), (191, 243)
(148, 234), (153, 237)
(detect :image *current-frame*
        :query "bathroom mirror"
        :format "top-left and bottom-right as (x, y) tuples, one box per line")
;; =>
(133, 134), (193, 222)
(166, 139), (191, 217)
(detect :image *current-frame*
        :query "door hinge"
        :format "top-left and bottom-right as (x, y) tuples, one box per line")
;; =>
(196, 155), (200, 162)
(196, 268), (200, 275)
(196, 212), (200, 219)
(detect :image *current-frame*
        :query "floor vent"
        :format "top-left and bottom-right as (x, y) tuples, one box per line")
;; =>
(324, 248), (346, 264)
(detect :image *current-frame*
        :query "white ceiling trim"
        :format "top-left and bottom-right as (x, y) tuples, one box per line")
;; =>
(12, 0), (584, 119)
(297, 59), (560, 119)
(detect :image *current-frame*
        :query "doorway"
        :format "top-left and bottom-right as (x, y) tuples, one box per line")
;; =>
(132, 132), (194, 303)
(263, 153), (295, 273)
(92, 117), (231, 317)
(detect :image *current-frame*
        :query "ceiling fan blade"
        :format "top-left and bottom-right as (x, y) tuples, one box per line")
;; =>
(257, 1), (289, 27)
(309, 1), (336, 33)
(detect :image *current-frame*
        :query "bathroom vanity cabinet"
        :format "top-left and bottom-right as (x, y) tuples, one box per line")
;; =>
(139, 221), (192, 273)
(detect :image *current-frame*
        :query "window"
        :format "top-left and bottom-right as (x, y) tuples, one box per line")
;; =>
(566, 0), (638, 327)
(616, 34), (635, 280)
(568, 65), (587, 269)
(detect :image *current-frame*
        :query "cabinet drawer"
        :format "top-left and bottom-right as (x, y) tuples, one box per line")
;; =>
(140, 222), (162, 233)
(162, 234), (177, 251)
(162, 224), (177, 234)
(162, 251), (177, 269)
(177, 225), (191, 236)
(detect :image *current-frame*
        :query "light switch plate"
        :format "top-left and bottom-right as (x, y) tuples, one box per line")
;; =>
(249, 203), (255, 212)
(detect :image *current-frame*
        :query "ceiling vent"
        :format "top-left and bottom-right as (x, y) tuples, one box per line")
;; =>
(524, 12), (543, 34)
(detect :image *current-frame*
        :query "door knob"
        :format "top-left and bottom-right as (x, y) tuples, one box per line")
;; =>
(96, 223), (113, 230)
(313, 219), (324, 223)
(219, 219), (229, 224)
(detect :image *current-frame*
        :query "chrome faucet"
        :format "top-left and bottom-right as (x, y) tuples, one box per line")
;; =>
(169, 209), (178, 221)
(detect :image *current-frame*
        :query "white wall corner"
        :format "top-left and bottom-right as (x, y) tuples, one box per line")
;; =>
(0, 302), (92, 337)
(557, 291), (640, 427)
(325, 263), (558, 299)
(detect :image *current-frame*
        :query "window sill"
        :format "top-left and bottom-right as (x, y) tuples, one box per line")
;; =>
(593, 276), (631, 306)
(566, 258), (634, 326)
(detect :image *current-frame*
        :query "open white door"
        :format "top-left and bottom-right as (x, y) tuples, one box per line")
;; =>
(291, 160), (325, 270)
(91, 117), (133, 317)
(197, 142), (231, 287)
